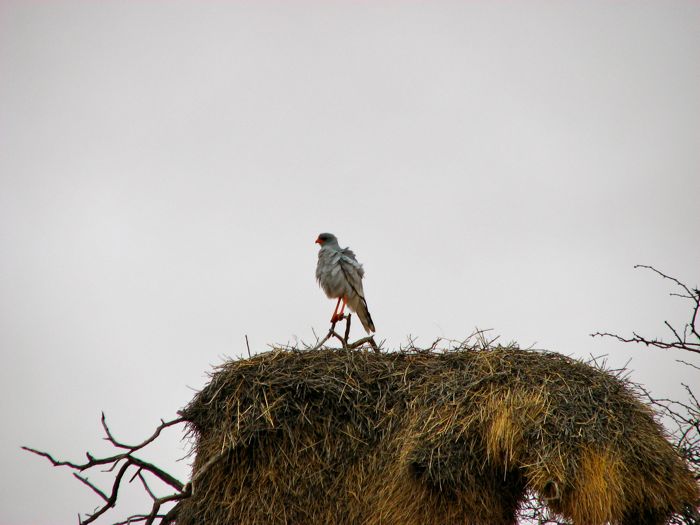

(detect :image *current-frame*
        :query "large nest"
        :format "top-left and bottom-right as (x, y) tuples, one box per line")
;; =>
(178, 344), (698, 525)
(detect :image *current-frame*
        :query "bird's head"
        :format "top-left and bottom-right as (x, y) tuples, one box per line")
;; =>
(315, 232), (338, 246)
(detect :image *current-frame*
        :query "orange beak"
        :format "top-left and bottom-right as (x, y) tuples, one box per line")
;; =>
(315, 237), (322, 245)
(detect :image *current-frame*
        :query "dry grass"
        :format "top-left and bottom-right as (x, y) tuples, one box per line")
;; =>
(177, 342), (698, 525)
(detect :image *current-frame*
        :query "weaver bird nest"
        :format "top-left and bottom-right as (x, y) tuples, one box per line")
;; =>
(177, 343), (698, 525)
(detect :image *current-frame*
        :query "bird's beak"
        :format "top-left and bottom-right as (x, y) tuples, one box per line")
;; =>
(315, 238), (322, 245)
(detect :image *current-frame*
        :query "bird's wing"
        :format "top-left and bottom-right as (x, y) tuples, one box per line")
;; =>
(338, 248), (366, 299)
(339, 248), (375, 332)
(340, 247), (365, 278)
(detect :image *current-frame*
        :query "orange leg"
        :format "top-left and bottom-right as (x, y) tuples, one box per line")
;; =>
(338, 297), (347, 317)
(330, 298), (342, 323)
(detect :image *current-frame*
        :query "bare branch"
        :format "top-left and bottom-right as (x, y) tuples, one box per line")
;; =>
(101, 412), (185, 451)
(113, 515), (167, 525)
(677, 359), (700, 372)
(309, 330), (334, 351)
(347, 335), (379, 351)
(137, 471), (157, 501)
(633, 264), (694, 297)
(691, 292), (700, 342)
(590, 331), (700, 354)
(79, 461), (130, 524)
(24, 415), (186, 525)
(309, 314), (380, 353)
(665, 320), (685, 345)
(73, 473), (109, 502)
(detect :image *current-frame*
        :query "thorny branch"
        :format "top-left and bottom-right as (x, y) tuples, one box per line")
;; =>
(23, 415), (189, 525)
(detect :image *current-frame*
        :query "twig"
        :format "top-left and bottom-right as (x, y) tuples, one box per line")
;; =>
(73, 473), (109, 502)
(590, 332), (700, 354)
(591, 266), (700, 354)
(348, 335), (379, 352)
(101, 413), (185, 451)
(310, 330), (334, 351)
(676, 359), (700, 372)
(634, 264), (694, 297)
(344, 314), (352, 343)
(310, 314), (380, 352)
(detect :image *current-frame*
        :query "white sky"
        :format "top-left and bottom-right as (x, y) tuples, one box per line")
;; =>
(1, 2), (699, 523)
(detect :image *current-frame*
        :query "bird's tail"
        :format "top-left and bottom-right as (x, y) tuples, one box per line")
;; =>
(352, 296), (375, 333)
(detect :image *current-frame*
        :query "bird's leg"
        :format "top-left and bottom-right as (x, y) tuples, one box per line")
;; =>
(330, 298), (342, 324)
(337, 298), (347, 318)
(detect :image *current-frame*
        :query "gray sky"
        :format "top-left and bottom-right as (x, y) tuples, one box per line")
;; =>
(1, 1), (699, 523)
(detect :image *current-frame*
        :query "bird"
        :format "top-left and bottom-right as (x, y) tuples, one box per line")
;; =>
(315, 232), (376, 333)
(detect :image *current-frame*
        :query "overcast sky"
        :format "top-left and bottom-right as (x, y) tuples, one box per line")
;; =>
(1, 2), (699, 523)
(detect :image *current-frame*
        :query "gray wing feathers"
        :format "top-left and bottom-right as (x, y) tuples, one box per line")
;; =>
(347, 292), (375, 333)
(340, 248), (365, 278)
(338, 256), (375, 333)
(338, 256), (364, 297)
